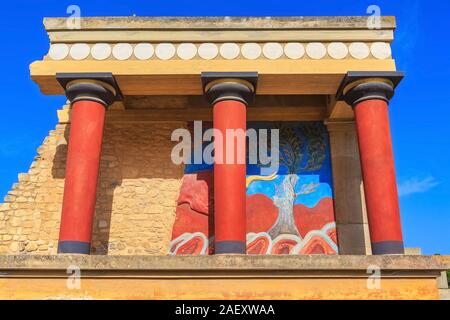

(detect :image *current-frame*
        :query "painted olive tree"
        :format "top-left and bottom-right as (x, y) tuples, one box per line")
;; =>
(267, 123), (326, 239)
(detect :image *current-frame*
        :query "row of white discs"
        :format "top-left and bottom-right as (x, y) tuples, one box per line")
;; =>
(49, 42), (391, 61)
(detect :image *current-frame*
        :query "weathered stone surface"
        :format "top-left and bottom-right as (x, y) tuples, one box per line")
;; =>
(25, 242), (38, 252)
(437, 271), (449, 289)
(440, 289), (450, 300)
(44, 16), (396, 30)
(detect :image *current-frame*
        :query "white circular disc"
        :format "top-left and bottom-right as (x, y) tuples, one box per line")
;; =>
(262, 42), (283, 60)
(327, 42), (348, 60)
(91, 43), (112, 60)
(284, 42), (305, 59)
(306, 42), (327, 59)
(133, 43), (154, 60)
(241, 43), (262, 60)
(371, 42), (392, 59)
(219, 43), (240, 60)
(48, 44), (69, 60)
(198, 43), (218, 60)
(155, 43), (176, 60)
(177, 43), (197, 60)
(69, 43), (90, 60)
(349, 42), (370, 60)
(112, 43), (133, 60)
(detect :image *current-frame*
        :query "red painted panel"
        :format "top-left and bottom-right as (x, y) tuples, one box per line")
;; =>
(293, 198), (335, 238)
(246, 194), (278, 233)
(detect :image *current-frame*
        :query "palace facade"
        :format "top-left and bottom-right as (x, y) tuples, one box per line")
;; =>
(0, 16), (448, 299)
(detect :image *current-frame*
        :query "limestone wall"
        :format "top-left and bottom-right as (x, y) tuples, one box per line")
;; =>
(0, 110), (184, 255)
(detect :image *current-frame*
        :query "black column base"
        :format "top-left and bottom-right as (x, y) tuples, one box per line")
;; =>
(58, 240), (91, 254)
(371, 240), (405, 255)
(215, 240), (246, 254)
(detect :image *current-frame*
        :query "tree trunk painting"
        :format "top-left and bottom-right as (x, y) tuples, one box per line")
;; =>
(267, 123), (326, 239)
(268, 174), (300, 238)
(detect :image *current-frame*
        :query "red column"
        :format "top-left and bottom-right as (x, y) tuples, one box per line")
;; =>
(354, 98), (404, 254)
(202, 72), (257, 254)
(213, 100), (247, 254)
(58, 100), (106, 254)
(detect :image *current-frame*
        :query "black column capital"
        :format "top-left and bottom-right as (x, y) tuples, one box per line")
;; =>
(56, 72), (122, 107)
(337, 71), (404, 107)
(201, 72), (258, 106)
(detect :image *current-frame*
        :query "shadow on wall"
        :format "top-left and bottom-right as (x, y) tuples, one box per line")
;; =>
(52, 121), (185, 255)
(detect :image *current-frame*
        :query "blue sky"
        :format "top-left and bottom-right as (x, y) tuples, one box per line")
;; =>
(0, 0), (449, 254)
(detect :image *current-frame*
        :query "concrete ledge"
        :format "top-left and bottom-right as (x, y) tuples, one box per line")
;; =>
(0, 254), (446, 272)
(435, 255), (450, 267)
(44, 16), (397, 30)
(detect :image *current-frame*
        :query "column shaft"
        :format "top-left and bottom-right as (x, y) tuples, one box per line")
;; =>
(213, 99), (247, 254)
(353, 98), (404, 254)
(58, 100), (106, 254)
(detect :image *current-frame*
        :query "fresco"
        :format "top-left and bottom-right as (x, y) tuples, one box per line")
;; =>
(169, 122), (338, 255)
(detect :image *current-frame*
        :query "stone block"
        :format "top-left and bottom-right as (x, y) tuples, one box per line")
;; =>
(336, 223), (371, 255)
(440, 289), (450, 300)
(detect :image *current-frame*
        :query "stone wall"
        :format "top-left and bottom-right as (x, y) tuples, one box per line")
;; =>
(0, 108), (184, 255)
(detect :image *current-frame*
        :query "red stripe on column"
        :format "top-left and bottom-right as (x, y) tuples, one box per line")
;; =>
(58, 100), (106, 251)
(213, 100), (247, 253)
(354, 99), (404, 249)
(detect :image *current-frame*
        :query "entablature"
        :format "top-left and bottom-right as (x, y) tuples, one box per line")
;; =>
(31, 16), (399, 120)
